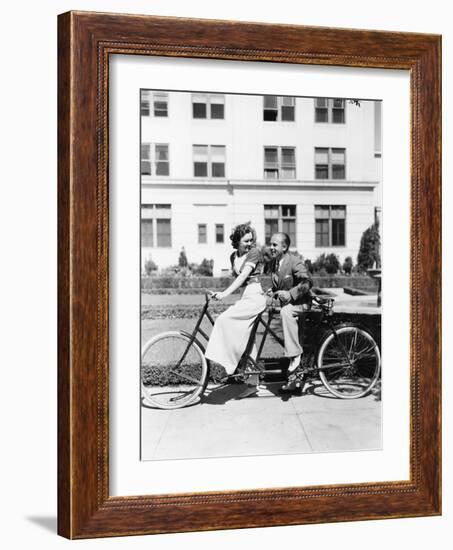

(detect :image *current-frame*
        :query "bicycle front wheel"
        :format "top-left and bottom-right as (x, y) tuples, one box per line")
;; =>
(317, 325), (381, 399)
(141, 331), (208, 409)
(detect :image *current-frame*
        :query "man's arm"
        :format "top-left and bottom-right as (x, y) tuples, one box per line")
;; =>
(288, 256), (313, 302)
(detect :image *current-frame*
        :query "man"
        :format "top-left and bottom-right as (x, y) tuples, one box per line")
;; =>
(268, 232), (312, 391)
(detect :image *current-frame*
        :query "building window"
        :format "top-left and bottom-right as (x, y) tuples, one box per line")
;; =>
(141, 144), (169, 176)
(216, 224), (224, 243)
(315, 148), (346, 180)
(315, 205), (346, 247)
(141, 219), (154, 247)
(141, 204), (172, 247)
(315, 98), (345, 123)
(141, 143), (152, 175)
(192, 94), (225, 119)
(198, 224), (207, 244)
(263, 96), (295, 121)
(141, 90), (151, 116)
(264, 205), (296, 245)
(153, 92), (168, 117)
(154, 144), (169, 176)
(193, 145), (226, 177)
(141, 91), (168, 117)
(264, 147), (296, 179)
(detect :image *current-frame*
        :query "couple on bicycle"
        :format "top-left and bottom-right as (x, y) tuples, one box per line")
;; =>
(205, 221), (312, 398)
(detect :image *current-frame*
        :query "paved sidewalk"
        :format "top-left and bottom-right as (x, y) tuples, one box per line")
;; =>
(141, 380), (382, 461)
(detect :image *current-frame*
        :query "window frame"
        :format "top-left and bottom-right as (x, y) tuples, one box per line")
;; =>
(141, 143), (152, 175)
(154, 143), (170, 176)
(140, 204), (172, 248)
(263, 95), (295, 122)
(153, 92), (168, 117)
(215, 224), (225, 243)
(314, 98), (346, 124)
(193, 144), (226, 178)
(314, 205), (346, 247)
(198, 223), (208, 244)
(264, 204), (297, 247)
(141, 91), (168, 117)
(264, 146), (296, 180)
(314, 147), (346, 180)
(140, 90), (151, 117)
(140, 143), (170, 177)
(192, 93), (225, 120)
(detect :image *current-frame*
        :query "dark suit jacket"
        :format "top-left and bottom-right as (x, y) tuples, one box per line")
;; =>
(271, 253), (312, 305)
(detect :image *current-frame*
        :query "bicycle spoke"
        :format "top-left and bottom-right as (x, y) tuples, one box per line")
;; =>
(141, 333), (208, 409)
(319, 362), (350, 370)
(318, 327), (381, 399)
(167, 368), (204, 386)
(352, 344), (378, 362)
(349, 328), (358, 357)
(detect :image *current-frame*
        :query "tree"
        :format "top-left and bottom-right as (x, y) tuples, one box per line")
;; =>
(144, 256), (158, 275)
(178, 247), (188, 268)
(193, 258), (214, 276)
(312, 253), (340, 275)
(324, 253), (340, 275)
(357, 224), (381, 271)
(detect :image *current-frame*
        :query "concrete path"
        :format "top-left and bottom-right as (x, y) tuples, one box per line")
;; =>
(141, 380), (381, 461)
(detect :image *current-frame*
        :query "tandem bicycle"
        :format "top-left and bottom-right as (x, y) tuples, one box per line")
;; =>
(141, 291), (381, 409)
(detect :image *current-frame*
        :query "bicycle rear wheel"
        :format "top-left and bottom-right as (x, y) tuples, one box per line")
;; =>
(141, 331), (208, 409)
(317, 325), (381, 399)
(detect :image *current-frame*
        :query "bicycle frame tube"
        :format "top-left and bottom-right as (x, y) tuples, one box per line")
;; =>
(255, 309), (285, 362)
(175, 299), (212, 366)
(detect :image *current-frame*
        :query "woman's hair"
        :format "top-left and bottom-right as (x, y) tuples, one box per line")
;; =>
(229, 222), (257, 250)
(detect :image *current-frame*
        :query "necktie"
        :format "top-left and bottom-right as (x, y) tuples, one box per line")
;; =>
(272, 259), (280, 287)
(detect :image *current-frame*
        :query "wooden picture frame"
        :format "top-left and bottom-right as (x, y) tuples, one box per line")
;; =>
(58, 11), (441, 539)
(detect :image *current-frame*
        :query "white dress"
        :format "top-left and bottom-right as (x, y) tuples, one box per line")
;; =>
(204, 249), (267, 374)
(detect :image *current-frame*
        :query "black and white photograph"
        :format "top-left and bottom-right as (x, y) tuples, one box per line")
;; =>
(140, 90), (382, 461)
(2, 0), (447, 546)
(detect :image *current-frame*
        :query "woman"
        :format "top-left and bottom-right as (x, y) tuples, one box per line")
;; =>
(205, 222), (266, 397)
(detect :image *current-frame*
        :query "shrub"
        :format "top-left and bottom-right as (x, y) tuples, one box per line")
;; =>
(343, 256), (353, 275)
(304, 259), (314, 274)
(160, 264), (192, 278)
(178, 247), (188, 268)
(144, 256), (158, 276)
(313, 253), (340, 275)
(325, 254), (340, 274)
(192, 258), (214, 276)
(357, 224), (381, 271)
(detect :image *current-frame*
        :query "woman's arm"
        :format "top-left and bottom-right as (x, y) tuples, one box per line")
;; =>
(214, 264), (253, 300)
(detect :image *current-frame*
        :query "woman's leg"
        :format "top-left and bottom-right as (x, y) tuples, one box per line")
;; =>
(205, 291), (266, 376)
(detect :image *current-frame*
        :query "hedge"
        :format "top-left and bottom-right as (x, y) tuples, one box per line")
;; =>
(142, 275), (379, 293)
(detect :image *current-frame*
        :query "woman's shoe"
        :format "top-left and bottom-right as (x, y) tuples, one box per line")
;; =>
(287, 353), (302, 373)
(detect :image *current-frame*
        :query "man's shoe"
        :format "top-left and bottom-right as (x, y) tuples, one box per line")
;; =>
(280, 373), (304, 393)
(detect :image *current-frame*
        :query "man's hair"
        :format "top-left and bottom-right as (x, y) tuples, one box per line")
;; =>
(275, 232), (291, 250)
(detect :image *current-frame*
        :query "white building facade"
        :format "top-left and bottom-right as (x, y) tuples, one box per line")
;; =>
(141, 91), (382, 276)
